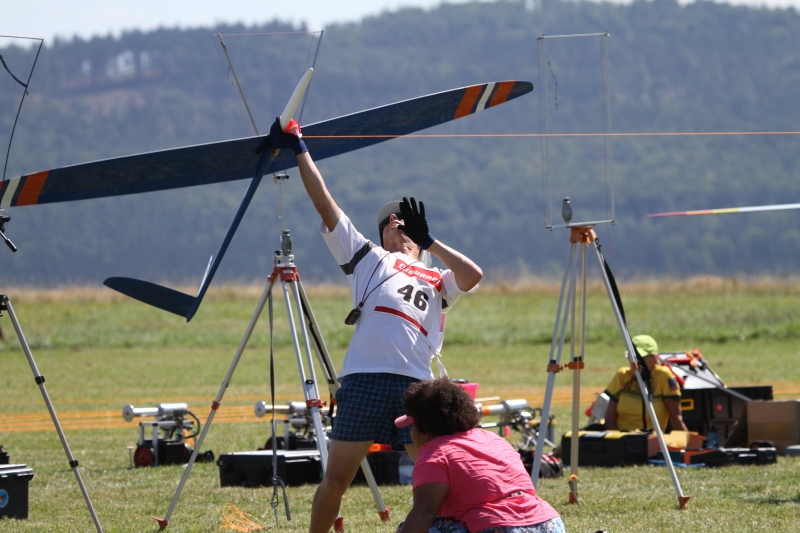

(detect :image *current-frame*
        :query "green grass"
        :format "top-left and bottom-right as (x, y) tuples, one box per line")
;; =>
(1, 280), (800, 532)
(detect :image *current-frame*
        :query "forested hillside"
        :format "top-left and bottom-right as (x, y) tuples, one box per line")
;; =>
(2, 0), (800, 288)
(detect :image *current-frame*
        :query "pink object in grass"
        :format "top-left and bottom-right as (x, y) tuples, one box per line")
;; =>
(455, 381), (479, 400)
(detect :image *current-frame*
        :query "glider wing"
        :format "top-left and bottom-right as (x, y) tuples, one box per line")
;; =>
(648, 202), (800, 218)
(0, 81), (532, 208)
(9, 80), (533, 320)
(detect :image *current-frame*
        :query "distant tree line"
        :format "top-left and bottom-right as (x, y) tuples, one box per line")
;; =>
(3, 0), (800, 287)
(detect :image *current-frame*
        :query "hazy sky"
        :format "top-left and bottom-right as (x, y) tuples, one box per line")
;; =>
(3, 0), (798, 43)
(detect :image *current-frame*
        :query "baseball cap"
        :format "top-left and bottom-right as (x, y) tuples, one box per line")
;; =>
(377, 200), (403, 229)
(632, 335), (659, 357)
(394, 414), (415, 428)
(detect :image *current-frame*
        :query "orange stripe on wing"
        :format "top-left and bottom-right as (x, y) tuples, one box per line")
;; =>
(16, 170), (49, 206)
(488, 81), (515, 108)
(454, 85), (484, 119)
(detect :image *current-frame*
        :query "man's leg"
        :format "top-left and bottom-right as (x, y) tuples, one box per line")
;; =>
(309, 439), (373, 533)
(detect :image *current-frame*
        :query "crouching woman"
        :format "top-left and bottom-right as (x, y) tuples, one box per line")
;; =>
(396, 378), (565, 533)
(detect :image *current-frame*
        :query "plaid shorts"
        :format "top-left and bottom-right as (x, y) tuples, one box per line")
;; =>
(410, 516), (565, 533)
(331, 372), (419, 446)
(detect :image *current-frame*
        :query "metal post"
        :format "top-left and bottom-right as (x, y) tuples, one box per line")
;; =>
(531, 244), (577, 488)
(154, 273), (277, 530)
(589, 241), (690, 509)
(1, 295), (104, 532)
(217, 34), (259, 135)
(567, 243), (588, 504)
(281, 278), (330, 470)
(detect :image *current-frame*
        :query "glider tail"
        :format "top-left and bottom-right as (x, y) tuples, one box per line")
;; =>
(101, 70), (316, 320)
(104, 154), (271, 321)
(103, 277), (195, 317)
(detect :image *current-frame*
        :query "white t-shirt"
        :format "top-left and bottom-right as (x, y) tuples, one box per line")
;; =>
(322, 211), (473, 380)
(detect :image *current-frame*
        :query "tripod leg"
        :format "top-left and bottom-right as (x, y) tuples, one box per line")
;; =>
(282, 280), (330, 469)
(589, 242), (690, 510)
(296, 280), (339, 399)
(531, 243), (578, 488)
(155, 277), (278, 530)
(567, 243), (588, 504)
(295, 281), (391, 521)
(1, 295), (104, 533)
(284, 281), (355, 530)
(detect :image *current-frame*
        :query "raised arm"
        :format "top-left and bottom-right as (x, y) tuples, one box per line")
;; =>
(268, 118), (340, 231)
(428, 240), (482, 292)
(296, 151), (341, 231)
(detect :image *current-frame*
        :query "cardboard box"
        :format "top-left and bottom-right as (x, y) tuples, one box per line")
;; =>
(647, 431), (704, 459)
(746, 400), (800, 453)
(663, 431), (705, 450)
(680, 385), (773, 442)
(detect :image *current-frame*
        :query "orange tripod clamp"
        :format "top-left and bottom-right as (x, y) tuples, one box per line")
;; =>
(569, 226), (596, 244)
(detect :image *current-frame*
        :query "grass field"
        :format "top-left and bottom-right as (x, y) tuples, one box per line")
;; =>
(1, 278), (799, 532)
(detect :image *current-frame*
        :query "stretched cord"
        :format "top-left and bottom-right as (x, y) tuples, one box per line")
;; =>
(598, 237), (653, 428)
(186, 410), (202, 439)
(0, 54), (28, 89)
(2, 37), (44, 181)
(268, 289), (291, 525)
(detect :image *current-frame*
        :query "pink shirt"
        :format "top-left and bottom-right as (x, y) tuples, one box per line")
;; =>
(413, 428), (559, 532)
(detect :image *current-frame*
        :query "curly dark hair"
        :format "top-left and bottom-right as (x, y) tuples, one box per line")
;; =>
(403, 378), (480, 437)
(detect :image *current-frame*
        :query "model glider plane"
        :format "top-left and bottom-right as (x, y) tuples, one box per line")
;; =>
(649, 202), (800, 218)
(1, 79), (533, 320)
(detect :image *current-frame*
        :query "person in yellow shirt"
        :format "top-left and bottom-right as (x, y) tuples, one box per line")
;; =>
(604, 335), (688, 432)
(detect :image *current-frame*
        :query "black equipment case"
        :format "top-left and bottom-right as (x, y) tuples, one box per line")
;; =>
(659, 351), (772, 442)
(0, 464), (34, 519)
(688, 447), (777, 467)
(680, 386), (773, 442)
(217, 450), (322, 487)
(561, 431), (649, 467)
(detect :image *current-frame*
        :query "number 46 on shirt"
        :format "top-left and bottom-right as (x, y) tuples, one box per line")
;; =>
(397, 285), (429, 311)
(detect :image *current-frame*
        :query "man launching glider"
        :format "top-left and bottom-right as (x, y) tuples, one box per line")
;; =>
(268, 118), (483, 533)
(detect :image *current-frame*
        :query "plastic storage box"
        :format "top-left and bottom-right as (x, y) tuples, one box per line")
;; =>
(561, 431), (649, 467)
(217, 450), (322, 487)
(0, 464), (34, 519)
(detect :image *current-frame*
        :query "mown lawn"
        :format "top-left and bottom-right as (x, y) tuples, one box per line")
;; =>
(1, 279), (799, 532)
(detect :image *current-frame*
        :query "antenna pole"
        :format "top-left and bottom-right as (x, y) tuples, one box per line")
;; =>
(217, 34), (260, 135)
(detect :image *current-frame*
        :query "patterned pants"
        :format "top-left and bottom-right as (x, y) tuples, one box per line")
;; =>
(403, 516), (566, 533)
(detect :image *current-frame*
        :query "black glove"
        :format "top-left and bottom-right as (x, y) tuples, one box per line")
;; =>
(268, 117), (307, 155)
(398, 197), (435, 250)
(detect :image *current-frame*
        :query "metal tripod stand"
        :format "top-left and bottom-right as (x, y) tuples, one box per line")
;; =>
(155, 229), (390, 530)
(529, 226), (690, 510)
(0, 294), (104, 532)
